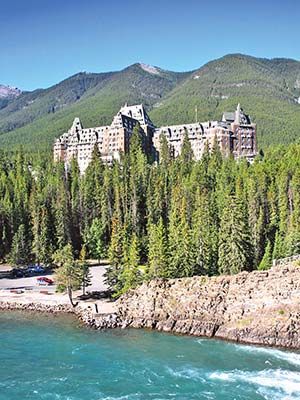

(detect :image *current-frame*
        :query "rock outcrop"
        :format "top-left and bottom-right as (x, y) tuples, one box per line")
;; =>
(117, 264), (300, 349)
(78, 309), (121, 329)
(0, 84), (21, 99)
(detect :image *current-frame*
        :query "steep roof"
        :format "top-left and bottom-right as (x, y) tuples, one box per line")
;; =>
(69, 117), (83, 133)
(119, 104), (155, 128)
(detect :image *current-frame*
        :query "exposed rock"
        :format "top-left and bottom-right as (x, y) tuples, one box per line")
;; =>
(139, 63), (161, 75)
(0, 84), (21, 99)
(0, 301), (74, 314)
(77, 308), (121, 329)
(116, 264), (300, 349)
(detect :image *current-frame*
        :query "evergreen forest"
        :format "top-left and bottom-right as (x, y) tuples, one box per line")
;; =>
(1, 126), (300, 296)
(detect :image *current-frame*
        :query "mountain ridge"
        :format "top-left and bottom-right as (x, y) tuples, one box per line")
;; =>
(0, 54), (300, 151)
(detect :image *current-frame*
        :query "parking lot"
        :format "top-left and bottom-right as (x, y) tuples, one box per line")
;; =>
(0, 264), (109, 293)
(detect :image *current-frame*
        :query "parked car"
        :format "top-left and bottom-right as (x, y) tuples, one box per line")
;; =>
(25, 265), (45, 276)
(32, 265), (45, 274)
(11, 268), (25, 278)
(37, 277), (53, 285)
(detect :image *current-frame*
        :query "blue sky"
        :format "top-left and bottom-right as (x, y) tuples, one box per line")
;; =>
(0, 0), (299, 90)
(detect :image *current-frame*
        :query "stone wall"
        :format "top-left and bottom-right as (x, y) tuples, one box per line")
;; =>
(117, 264), (300, 349)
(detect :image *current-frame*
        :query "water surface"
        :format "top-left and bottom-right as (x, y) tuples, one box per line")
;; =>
(0, 311), (299, 399)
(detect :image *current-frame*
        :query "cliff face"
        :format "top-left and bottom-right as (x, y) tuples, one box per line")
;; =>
(117, 264), (300, 349)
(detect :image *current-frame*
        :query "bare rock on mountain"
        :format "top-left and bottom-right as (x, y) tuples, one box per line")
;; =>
(0, 84), (22, 99)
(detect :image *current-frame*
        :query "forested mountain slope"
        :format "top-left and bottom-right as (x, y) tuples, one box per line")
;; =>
(0, 64), (188, 151)
(0, 54), (300, 151)
(150, 54), (300, 148)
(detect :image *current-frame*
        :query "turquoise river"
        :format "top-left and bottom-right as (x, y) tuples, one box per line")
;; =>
(0, 311), (300, 399)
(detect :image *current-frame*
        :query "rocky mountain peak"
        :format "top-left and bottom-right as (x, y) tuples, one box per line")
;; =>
(139, 63), (161, 75)
(0, 84), (22, 99)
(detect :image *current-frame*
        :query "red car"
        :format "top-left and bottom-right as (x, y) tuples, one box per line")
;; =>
(37, 277), (53, 285)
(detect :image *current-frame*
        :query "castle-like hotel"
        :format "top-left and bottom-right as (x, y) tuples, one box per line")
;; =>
(54, 103), (257, 173)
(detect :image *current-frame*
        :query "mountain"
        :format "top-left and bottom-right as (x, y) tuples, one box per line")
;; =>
(0, 84), (22, 111)
(0, 54), (300, 151)
(0, 64), (188, 151)
(150, 54), (300, 148)
(0, 72), (113, 134)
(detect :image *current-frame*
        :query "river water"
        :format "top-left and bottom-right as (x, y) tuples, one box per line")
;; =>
(0, 311), (299, 399)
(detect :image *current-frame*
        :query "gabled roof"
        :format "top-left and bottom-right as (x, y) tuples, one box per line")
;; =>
(119, 104), (155, 128)
(69, 117), (83, 133)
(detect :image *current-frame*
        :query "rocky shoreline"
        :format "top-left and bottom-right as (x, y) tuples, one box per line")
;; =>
(0, 300), (121, 329)
(0, 301), (74, 314)
(1, 263), (300, 349)
(117, 264), (300, 349)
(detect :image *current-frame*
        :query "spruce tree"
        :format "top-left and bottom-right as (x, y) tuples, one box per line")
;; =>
(9, 224), (31, 265)
(159, 133), (173, 168)
(105, 215), (124, 290)
(38, 207), (55, 264)
(147, 217), (169, 279)
(117, 233), (141, 296)
(86, 217), (105, 262)
(192, 189), (219, 276)
(129, 123), (148, 235)
(180, 129), (194, 175)
(258, 240), (272, 270)
(218, 194), (253, 275)
(168, 194), (194, 278)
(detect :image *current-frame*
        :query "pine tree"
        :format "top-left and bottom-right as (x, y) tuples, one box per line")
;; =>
(78, 245), (92, 295)
(147, 217), (169, 279)
(9, 224), (31, 265)
(159, 133), (173, 168)
(168, 194), (195, 278)
(54, 178), (71, 249)
(180, 129), (194, 175)
(218, 194), (253, 275)
(258, 240), (272, 270)
(129, 123), (148, 235)
(285, 169), (300, 256)
(69, 157), (82, 251)
(117, 233), (141, 296)
(105, 215), (124, 290)
(180, 129), (194, 163)
(38, 207), (55, 264)
(192, 189), (219, 276)
(53, 243), (82, 306)
(86, 217), (105, 262)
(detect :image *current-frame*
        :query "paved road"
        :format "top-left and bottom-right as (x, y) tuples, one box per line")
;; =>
(0, 265), (108, 293)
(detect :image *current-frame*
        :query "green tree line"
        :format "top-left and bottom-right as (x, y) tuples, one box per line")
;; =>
(1, 127), (300, 296)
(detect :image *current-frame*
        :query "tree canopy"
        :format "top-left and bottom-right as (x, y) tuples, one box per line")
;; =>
(1, 143), (300, 295)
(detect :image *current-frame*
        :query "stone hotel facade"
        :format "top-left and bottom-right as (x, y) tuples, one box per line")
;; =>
(54, 103), (257, 173)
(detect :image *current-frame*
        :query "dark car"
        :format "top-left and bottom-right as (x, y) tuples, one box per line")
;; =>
(11, 268), (25, 278)
(25, 265), (45, 276)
